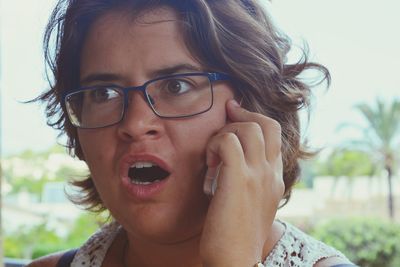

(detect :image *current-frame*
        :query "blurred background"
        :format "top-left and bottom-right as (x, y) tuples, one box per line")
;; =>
(1, 0), (399, 266)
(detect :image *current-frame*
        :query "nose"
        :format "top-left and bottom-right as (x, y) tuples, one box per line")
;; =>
(117, 91), (163, 142)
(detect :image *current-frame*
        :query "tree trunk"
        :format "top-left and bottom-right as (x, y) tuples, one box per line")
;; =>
(386, 166), (394, 219)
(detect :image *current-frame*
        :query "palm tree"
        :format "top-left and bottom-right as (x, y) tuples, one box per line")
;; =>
(318, 148), (375, 198)
(350, 98), (400, 219)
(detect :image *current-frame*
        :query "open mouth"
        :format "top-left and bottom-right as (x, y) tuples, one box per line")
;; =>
(128, 161), (170, 185)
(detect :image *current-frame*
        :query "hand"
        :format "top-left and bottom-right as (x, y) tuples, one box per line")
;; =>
(200, 99), (285, 267)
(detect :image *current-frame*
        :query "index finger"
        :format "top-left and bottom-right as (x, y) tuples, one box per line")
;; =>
(226, 99), (282, 162)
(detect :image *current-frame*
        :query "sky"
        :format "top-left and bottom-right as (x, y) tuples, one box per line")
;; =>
(1, 0), (399, 157)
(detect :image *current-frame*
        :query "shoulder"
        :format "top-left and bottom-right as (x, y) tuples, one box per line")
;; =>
(265, 220), (353, 266)
(26, 251), (64, 267)
(314, 256), (356, 267)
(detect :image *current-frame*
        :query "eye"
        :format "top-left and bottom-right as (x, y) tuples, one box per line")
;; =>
(89, 87), (120, 103)
(163, 79), (194, 95)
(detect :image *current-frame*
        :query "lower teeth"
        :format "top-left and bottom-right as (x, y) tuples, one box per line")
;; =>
(130, 179), (160, 185)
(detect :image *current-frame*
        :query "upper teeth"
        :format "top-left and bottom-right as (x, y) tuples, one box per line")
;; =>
(130, 161), (156, 168)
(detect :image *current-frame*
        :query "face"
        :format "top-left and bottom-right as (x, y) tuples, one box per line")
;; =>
(78, 7), (235, 243)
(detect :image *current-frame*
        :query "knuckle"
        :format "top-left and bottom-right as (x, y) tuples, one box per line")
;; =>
(241, 166), (263, 190)
(262, 164), (283, 186)
(272, 169), (285, 196)
(268, 119), (282, 134)
(276, 175), (285, 192)
(241, 122), (264, 142)
(252, 113), (266, 122)
(253, 114), (282, 133)
(242, 172), (258, 191)
(246, 122), (263, 133)
(220, 132), (238, 144)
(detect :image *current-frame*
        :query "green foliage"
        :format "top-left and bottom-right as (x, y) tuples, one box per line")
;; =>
(3, 145), (97, 260)
(4, 238), (20, 258)
(298, 160), (316, 188)
(293, 180), (307, 189)
(346, 98), (400, 218)
(31, 244), (67, 259)
(17, 144), (66, 160)
(355, 99), (400, 154)
(4, 144), (86, 199)
(4, 223), (62, 259)
(316, 149), (374, 177)
(4, 213), (102, 259)
(64, 213), (103, 248)
(10, 175), (54, 200)
(311, 218), (400, 267)
(19, 149), (40, 160)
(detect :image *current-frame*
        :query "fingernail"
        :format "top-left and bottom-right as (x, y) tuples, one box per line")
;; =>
(229, 99), (240, 107)
(203, 177), (213, 196)
(211, 177), (218, 195)
(204, 165), (221, 196)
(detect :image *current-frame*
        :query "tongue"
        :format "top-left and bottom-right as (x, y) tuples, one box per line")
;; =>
(129, 166), (170, 183)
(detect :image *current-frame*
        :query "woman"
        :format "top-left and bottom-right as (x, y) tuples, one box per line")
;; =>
(28, 0), (356, 266)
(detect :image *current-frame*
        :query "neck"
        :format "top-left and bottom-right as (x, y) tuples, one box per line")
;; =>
(123, 231), (203, 267)
(118, 220), (285, 267)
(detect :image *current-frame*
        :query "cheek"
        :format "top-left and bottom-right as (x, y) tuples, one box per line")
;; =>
(78, 129), (116, 173)
(171, 99), (229, 159)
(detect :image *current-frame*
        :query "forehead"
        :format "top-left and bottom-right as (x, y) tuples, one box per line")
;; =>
(80, 7), (202, 83)
(99, 5), (180, 28)
(85, 6), (184, 47)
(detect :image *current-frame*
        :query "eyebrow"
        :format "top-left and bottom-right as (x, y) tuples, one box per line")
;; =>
(80, 73), (123, 85)
(80, 63), (203, 85)
(149, 64), (203, 77)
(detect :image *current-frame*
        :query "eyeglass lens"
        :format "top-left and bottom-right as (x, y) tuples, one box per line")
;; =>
(65, 74), (213, 128)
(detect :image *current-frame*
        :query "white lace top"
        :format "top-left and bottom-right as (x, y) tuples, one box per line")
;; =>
(71, 220), (351, 267)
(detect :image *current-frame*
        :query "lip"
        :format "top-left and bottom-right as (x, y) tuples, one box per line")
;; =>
(119, 153), (172, 201)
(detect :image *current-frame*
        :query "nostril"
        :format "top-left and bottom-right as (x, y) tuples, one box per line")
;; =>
(147, 130), (158, 135)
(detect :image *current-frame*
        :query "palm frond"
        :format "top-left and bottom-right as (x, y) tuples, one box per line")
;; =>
(355, 99), (400, 151)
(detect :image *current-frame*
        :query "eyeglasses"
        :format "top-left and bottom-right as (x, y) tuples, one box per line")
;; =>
(62, 72), (231, 129)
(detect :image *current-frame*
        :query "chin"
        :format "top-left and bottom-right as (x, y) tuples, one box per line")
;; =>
(120, 201), (208, 244)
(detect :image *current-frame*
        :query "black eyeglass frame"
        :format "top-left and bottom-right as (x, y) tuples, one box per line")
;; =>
(62, 72), (231, 129)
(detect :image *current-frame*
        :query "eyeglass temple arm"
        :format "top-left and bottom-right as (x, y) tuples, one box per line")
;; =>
(210, 72), (231, 82)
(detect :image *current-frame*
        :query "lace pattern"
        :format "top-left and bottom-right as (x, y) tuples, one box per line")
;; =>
(70, 220), (350, 267)
(71, 222), (121, 267)
(263, 221), (350, 266)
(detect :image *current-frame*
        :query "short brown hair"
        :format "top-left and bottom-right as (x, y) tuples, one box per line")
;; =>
(38, 0), (330, 212)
